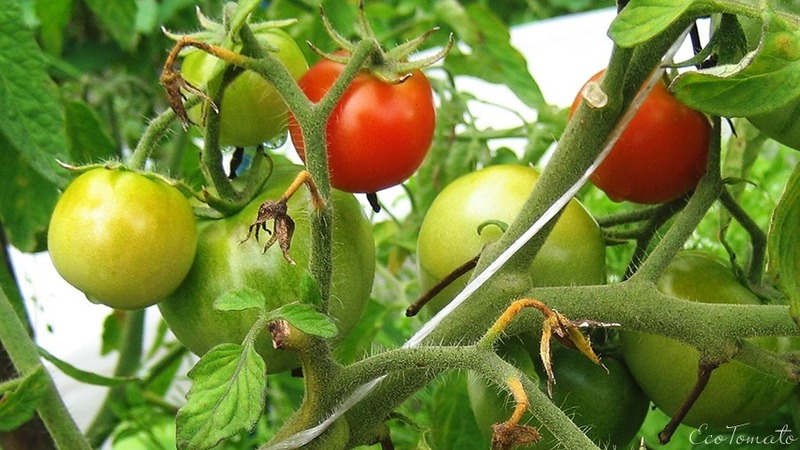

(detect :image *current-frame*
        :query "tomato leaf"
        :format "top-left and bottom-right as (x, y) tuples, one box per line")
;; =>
(64, 99), (118, 164)
(34, 0), (72, 55)
(100, 312), (125, 356)
(176, 343), (267, 450)
(38, 347), (138, 387)
(0, 0), (70, 188)
(268, 303), (338, 339)
(0, 366), (48, 432)
(608, 0), (695, 48)
(214, 288), (267, 312)
(0, 133), (59, 252)
(672, 19), (800, 117)
(435, 1), (545, 108)
(83, 0), (138, 50)
(767, 162), (800, 325)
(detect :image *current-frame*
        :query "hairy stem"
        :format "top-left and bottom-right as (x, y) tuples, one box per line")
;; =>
(0, 287), (91, 450)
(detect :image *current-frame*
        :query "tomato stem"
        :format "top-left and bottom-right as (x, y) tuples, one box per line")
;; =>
(0, 286), (92, 450)
(658, 362), (718, 444)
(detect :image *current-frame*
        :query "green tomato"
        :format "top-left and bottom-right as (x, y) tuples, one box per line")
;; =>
(416, 164), (606, 313)
(158, 164), (375, 373)
(181, 28), (308, 148)
(622, 251), (797, 429)
(48, 168), (197, 310)
(467, 339), (649, 449)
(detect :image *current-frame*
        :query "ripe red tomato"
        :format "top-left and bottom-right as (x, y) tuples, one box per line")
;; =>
(570, 70), (711, 204)
(288, 58), (435, 193)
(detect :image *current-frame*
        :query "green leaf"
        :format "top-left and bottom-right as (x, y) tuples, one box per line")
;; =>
(269, 303), (338, 339)
(65, 99), (118, 164)
(436, 2), (545, 108)
(0, 366), (48, 432)
(673, 20), (800, 117)
(0, 0), (70, 187)
(0, 132), (59, 252)
(214, 288), (266, 312)
(767, 162), (800, 325)
(100, 312), (125, 355)
(176, 343), (267, 450)
(34, 0), (73, 55)
(609, 0), (694, 47)
(38, 347), (138, 387)
(84, 0), (139, 50)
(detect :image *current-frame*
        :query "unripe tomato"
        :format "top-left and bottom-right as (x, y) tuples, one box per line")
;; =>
(48, 168), (197, 310)
(289, 58), (435, 193)
(467, 340), (649, 449)
(570, 70), (711, 204)
(416, 164), (606, 313)
(181, 28), (308, 148)
(622, 251), (797, 429)
(158, 164), (375, 373)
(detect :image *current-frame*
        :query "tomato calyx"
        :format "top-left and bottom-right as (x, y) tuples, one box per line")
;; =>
(312, 0), (452, 84)
(239, 170), (324, 264)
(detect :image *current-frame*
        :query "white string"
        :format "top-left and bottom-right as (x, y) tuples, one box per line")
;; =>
(261, 27), (691, 450)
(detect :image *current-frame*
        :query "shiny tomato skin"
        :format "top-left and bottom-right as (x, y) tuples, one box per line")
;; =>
(289, 59), (435, 193)
(158, 164), (375, 373)
(181, 28), (308, 148)
(622, 251), (797, 429)
(416, 164), (606, 313)
(48, 168), (198, 310)
(571, 71), (711, 204)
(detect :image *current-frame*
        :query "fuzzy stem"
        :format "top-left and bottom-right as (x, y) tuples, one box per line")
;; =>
(0, 287), (91, 450)
(128, 97), (200, 171)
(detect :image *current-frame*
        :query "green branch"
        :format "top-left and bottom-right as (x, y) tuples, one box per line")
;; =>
(0, 287), (91, 450)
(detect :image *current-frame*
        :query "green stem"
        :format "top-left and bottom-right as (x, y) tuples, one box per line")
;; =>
(86, 309), (146, 447)
(718, 187), (768, 285)
(128, 97), (200, 171)
(630, 116), (723, 282)
(199, 66), (240, 202)
(623, 197), (688, 279)
(0, 286), (91, 450)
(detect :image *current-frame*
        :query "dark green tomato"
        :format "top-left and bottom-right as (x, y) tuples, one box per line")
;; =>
(468, 340), (649, 449)
(181, 28), (308, 148)
(622, 251), (796, 429)
(158, 164), (375, 373)
(48, 168), (197, 310)
(416, 164), (606, 313)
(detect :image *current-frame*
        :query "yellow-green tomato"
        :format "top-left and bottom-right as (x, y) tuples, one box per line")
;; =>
(622, 251), (797, 429)
(416, 164), (606, 313)
(181, 28), (308, 147)
(158, 164), (375, 373)
(47, 168), (197, 309)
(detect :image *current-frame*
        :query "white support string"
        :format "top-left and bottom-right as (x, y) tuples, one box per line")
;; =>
(262, 27), (691, 450)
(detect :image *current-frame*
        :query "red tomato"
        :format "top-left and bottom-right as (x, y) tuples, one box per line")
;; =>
(570, 71), (711, 204)
(289, 58), (435, 193)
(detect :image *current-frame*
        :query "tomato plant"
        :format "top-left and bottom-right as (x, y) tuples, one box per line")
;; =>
(288, 57), (435, 193)
(416, 164), (606, 312)
(181, 27), (309, 148)
(570, 70), (711, 204)
(157, 163), (375, 373)
(622, 251), (797, 430)
(468, 339), (649, 449)
(47, 168), (198, 310)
